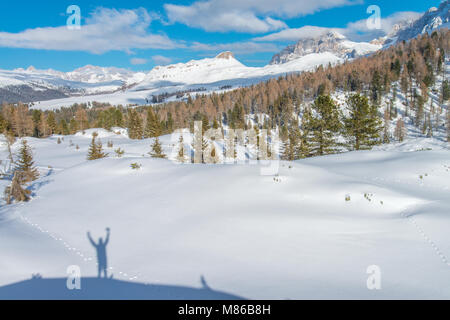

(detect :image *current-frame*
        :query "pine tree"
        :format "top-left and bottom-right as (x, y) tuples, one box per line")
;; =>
(176, 135), (186, 163)
(212, 118), (219, 130)
(69, 118), (78, 134)
(59, 119), (70, 135)
(426, 114), (433, 138)
(149, 138), (166, 159)
(415, 94), (425, 128)
(144, 108), (161, 138)
(296, 118), (311, 159)
(75, 108), (89, 132)
(114, 148), (125, 158)
(46, 112), (57, 135)
(87, 132), (108, 160)
(446, 108), (450, 142)
(304, 95), (341, 156)
(383, 108), (390, 144)
(281, 128), (300, 161)
(15, 140), (39, 184)
(344, 94), (382, 150)
(371, 71), (382, 105)
(127, 109), (143, 140)
(394, 118), (406, 142)
(442, 80), (450, 103)
(208, 143), (220, 164)
(201, 115), (210, 134)
(5, 171), (30, 204)
(31, 110), (42, 138)
(5, 131), (15, 164)
(401, 67), (409, 116)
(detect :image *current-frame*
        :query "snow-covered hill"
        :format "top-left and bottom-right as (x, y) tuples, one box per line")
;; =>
(0, 54), (449, 298)
(0, 65), (146, 104)
(0, 124), (449, 299)
(0, 50), (344, 107)
(31, 51), (343, 110)
(61, 66), (146, 85)
(10, 65), (146, 86)
(0, 67), (137, 103)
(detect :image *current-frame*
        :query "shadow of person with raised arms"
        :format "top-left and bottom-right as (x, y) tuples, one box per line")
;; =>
(87, 228), (110, 278)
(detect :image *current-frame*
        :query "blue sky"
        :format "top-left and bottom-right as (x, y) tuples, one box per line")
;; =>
(0, 0), (439, 71)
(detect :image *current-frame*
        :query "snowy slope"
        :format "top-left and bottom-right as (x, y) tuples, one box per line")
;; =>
(0, 130), (449, 299)
(0, 51), (344, 107)
(10, 65), (146, 87)
(62, 66), (146, 85)
(134, 51), (343, 90)
(1, 58), (448, 299)
(34, 52), (343, 110)
(0, 68), (129, 95)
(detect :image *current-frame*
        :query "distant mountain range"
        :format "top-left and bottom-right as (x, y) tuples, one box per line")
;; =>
(0, 1), (448, 106)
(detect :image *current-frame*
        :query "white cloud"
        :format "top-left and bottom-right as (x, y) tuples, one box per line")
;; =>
(130, 58), (148, 65)
(253, 26), (343, 42)
(152, 55), (173, 65)
(253, 10), (423, 42)
(189, 41), (281, 54)
(164, 0), (360, 33)
(345, 11), (422, 41)
(0, 8), (178, 54)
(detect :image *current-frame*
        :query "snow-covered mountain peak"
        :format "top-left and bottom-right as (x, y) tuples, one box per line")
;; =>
(215, 51), (235, 60)
(395, 0), (449, 41)
(134, 53), (246, 90)
(325, 31), (346, 40)
(63, 65), (144, 84)
(270, 31), (380, 65)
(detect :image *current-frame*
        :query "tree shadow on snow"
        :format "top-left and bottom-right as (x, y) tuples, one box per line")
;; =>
(0, 276), (245, 300)
(27, 179), (52, 197)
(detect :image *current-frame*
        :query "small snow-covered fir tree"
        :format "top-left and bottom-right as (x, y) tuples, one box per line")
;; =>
(4, 171), (30, 204)
(176, 135), (186, 163)
(207, 143), (220, 164)
(15, 139), (39, 184)
(87, 132), (108, 160)
(114, 148), (125, 158)
(149, 138), (166, 159)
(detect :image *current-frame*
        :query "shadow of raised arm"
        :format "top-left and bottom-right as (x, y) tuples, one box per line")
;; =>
(87, 232), (96, 247)
(104, 228), (110, 246)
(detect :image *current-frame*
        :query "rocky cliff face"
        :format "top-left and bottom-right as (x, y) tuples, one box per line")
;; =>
(396, 1), (449, 42)
(215, 51), (235, 60)
(270, 32), (379, 65)
(270, 2), (449, 65)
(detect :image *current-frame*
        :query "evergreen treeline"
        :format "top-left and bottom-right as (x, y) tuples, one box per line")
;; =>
(0, 30), (449, 151)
